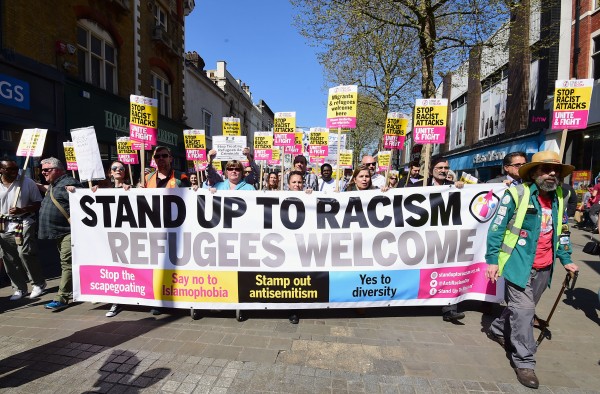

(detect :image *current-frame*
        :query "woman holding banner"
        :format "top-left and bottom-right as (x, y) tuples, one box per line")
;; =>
(206, 149), (259, 191)
(287, 171), (314, 324)
(83, 160), (131, 317)
(344, 164), (389, 192)
(265, 172), (279, 191)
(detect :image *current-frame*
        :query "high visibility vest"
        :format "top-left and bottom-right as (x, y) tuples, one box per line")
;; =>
(497, 184), (564, 275)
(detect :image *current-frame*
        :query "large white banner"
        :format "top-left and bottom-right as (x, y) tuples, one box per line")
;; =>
(71, 185), (506, 309)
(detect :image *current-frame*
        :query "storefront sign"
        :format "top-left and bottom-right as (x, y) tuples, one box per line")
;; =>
(472, 150), (506, 165)
(0, 73), (30, 110)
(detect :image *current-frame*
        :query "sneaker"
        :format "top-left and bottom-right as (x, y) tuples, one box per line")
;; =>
(29, 282), (47, 298)
(442, 310), (465, 322)
(105, 304), (121, 318)
(9, 290), (24, 301)
(150, 308), (162, 316)
(44, 300), (68, 310)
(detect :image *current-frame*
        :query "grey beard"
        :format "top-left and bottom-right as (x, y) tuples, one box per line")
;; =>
(534, 175), (558, 192)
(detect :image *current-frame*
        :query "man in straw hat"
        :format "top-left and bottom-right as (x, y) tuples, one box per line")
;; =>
(485, 150), (579, 389)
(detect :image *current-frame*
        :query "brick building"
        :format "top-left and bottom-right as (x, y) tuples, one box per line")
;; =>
(0, 0), (195, 177)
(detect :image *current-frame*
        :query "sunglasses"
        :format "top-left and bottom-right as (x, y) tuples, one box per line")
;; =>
(390, 177), (397, 180)
(41, 168), (56, 173)
(227, 167), (242, 172)
(365, 162), (376, 166)
(111, 166), (125, 172)
(154, 153), (170, 159)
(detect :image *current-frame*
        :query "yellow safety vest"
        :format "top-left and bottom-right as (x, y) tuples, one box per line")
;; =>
(497, 184), (564, 275)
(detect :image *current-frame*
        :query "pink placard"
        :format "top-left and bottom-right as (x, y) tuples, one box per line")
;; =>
(130, 125), (157, 146)
(131, 141), (152, 150)
(326, 117), (356, 129)
(552, 110), (590, 130)
(308, 144), (328, 157)
(310, 156), (325, 164)
(79, 265), (155, 299)
(254, 149), (272, 161)
(383, 134), (399, 149)
(66, 161), (78, 171)
(186, 149), (207, 161)
(274, 132), (295, 146)
(413, 126), (446, 144)
(118, 153), (139, 165)
(284, 144), (302, 155)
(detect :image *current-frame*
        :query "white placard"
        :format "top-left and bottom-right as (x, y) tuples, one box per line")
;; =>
(212, 136), (247, 161)
(70, 126), (106, 181)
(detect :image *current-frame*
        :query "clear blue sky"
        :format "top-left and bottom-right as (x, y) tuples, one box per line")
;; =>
(185, 0), (327, 129)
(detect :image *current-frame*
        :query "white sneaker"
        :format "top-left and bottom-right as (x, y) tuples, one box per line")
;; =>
(105, 304), (121, 317)
(9, 290), (24, 301)
(29, 282), (47, 298)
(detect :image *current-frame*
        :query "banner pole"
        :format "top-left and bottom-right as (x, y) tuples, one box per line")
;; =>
(423, 143), (431, 184)
(280, 149), (285, 190)
(558, 128), (568, 161)
(128, 164), (133, 185)
(335, 127), (342, 192)
(140, 148), (146, 187)
(259, 162), (264, 191)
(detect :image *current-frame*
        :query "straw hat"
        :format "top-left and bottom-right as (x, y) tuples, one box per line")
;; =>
(518, 151), (575, 181)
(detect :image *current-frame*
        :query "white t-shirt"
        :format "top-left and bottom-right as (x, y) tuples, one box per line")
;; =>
(371, 173), (386, 189)
(0, 176), (42, 232)
(319, 178), (346, 192)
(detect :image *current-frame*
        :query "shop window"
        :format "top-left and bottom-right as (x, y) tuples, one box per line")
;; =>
(203, 110), (212, 136)
(77, 20), (117, 94)
(593, 36), (600, 80)
(151, 72), (171, 117)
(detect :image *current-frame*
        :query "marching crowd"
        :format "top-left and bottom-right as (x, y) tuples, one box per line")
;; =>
(0, 146), (589, 388)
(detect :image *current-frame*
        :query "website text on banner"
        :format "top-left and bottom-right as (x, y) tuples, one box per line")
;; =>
(70, 184), (505, 310)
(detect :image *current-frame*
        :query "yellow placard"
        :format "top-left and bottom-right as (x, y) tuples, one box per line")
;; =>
(274, 112), (296, 133)
(130, 99), (158, 128)
(213, 161), (222, 171)
(339, 150), (353, 167)
(294, 132), (303, 145)
(116, 139), (136, 154)
(155, 270), (238, 303)
(309, 131), (328, 146)
(413, 105), (448, 127)
(271, 148), (280, 161)
(64, 145), (76, 162)
(553, 86), (593, 111)
(378, 152), (391, 168)
(254, 132), (273, 149)
(183, 131), (206, 150)
(384, 114), (409, 136)
(222, 117), (241, 136)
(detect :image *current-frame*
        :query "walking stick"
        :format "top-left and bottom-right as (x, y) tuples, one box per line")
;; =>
(536, 271), (578, 347)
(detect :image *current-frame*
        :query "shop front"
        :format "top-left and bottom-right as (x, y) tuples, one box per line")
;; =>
(446, 134), (541, 182)
(65, 79), (185, 181)
(0, 56), (64, 165)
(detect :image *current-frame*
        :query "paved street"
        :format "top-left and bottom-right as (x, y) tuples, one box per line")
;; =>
(0, 227), (599, 394)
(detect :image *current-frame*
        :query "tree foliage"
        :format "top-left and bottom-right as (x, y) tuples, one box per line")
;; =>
(291, 0), (511, 100)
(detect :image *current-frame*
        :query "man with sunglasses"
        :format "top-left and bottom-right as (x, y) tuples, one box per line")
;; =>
(361, 155), (386, 189)
(144, 146), (189, 188)
(38, 157), (81, 310)
(0, 158), (46, 301)
(487, 152), (527, 186)
(485, 151), (578, 389)
(283, 155), (318, 191)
